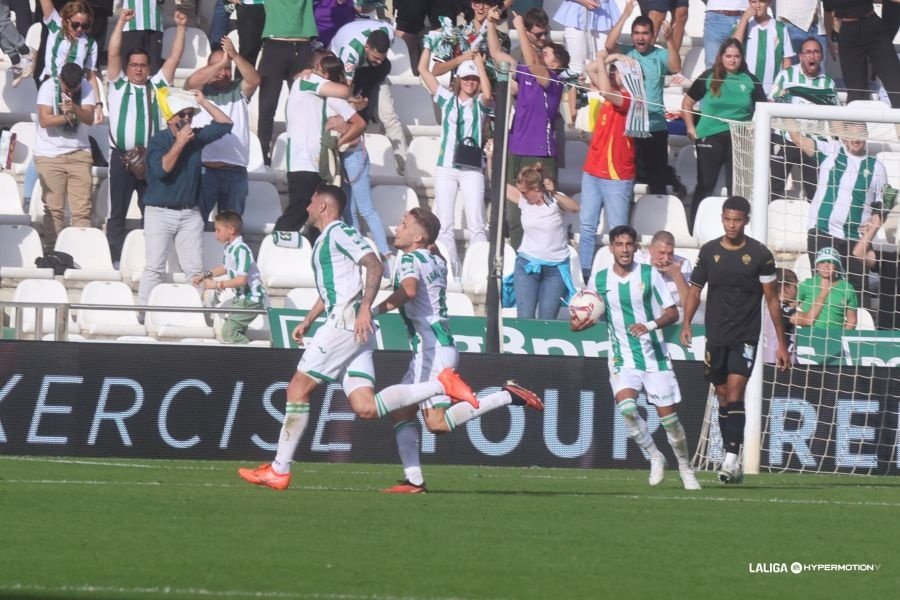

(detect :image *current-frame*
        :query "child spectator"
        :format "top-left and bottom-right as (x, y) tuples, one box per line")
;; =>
(791, 247), (857, 331)
(731, 0), (793, 95)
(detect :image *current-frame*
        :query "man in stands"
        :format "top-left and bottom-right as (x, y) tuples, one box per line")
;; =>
(637, 230), (692, 321)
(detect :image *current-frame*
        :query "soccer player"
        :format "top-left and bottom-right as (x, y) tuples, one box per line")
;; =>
(238, 186), (478, 491)
(377, 208), (545, 493)
(680, 196), (791, 484)
(571, 224), (701, 490)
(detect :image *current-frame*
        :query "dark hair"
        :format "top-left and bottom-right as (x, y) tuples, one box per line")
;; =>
(800, 36), (823, 54)
(609, 224), (638, 244)
(214, 210), (243, 231)
(547, 42), (570, 70)
(366, 30), (390, 54)
(60, 62), (85, 90)
(319, 55), (345, 83)
(126, 47), (150, 66)
(408, 207), (441, 245)
(722, 195), (751, 216)
(711, 38), (744, 97)
(316, 182), (347, 214)
(523, 7), (549, 30)
(631, 16), (654, 34)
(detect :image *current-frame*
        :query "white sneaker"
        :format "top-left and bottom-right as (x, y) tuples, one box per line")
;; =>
(649, 453), (667, 486)
(11, 50), (34, 88)
(679, 468), (702, 490)
(717, 464), (744, 484)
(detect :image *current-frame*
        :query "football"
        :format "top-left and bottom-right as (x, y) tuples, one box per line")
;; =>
(569, 290), (605, 323)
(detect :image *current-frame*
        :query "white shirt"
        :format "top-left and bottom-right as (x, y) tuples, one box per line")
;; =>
(40, 10), (97, 81)
(393, 248), (454, 349)
(635, 249), (692, 309)
(707, 1), (748, 11)
(517, 196), (570, 263)
(329, 19), (395, 82)
(35, 78), (96, 158)
(195, 80), (251, 166)
(312, 220), (376, 318)
(285, 74), (357, 173)
(775, 0), (825, 34)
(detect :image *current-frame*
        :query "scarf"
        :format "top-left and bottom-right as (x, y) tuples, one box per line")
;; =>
(614, 60), (650, 139)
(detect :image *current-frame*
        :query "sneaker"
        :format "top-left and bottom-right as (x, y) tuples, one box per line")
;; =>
(503, 380), (544, 410)
(437, 368), (479, 408)
(717, 464), (744, 485)
(11, 50), (34, 88)
(649, 453), (667, 486)
(382, 479), (427, 494)
(238, 463), (291, 491)
(679, 468), (702, 490)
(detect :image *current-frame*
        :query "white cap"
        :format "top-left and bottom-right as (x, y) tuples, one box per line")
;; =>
(160, 89), (201, 121)
(457, 60), (479, 79)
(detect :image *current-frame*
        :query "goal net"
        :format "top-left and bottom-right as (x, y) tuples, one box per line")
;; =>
(692, 101), (900, 476)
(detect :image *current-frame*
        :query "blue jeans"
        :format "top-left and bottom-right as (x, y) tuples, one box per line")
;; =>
(209, 0), (230, 49)
(578, 173), (633, 272)
(783, 21), (828, 70)
(704, 11), (741, 68)
(514, 256), (567, 320)
(200, 166), (249, 226)
(342, 144), (390, 256)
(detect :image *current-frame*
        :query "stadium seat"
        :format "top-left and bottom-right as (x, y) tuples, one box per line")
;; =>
(856, 307), (876, 331)
(284, 287), (321, 310)
(257, 234), (315, 289)
(445, 291), (475, 316)
(371, 185), (420, 236)
(589, 246), (614, 281)
(674, 145), (698, 199)
(116, 335), (159, 343)
(119, 229), (146, 285)
(77, 281), (147, 337)
(211, 294), (270, 343)
(461, 240), (515, 297)
(162, 26), (211, 80)
(386, 36), (413, 79)
(391, 83), (439, 134)
(631, 194), (695, 248)
(0, 172), (28, 225)
(433, 239), (462, 292)
(54, 227), (121, 281)
(675, 246), (699, 268)
(0, 76), (38, 127)
(12, 278), (77, 337)
(95, 179), (143, 230)
(875, 151), (900, 190)
(681, 46), (706, 81)
(692, 196), (728, 245)
(768, 199), (810, 253)
(793, 252), (812, 282)
(145, 283), (215, 339)
(246, 133), (278, 184)
(10, 120), (36, 176)
(0, 224), (53, 280)
(365, 133), (405, 186)
(87, 122), (110, 178)
(239, 180), (282, 235)
(269, 132), (288, 172)
(568, 246), (585, 290)
(847, 100), (900, 143)
(557, 140), (589, 195)
(405, 136), (440, 189)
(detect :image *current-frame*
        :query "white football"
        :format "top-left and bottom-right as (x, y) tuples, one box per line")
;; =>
(569, 289), (605, 323)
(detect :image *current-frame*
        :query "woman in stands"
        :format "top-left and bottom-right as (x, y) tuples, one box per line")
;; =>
(417, 44), (492, 274)
(507, 163), (580, 320)
(681, 38), (766, 228)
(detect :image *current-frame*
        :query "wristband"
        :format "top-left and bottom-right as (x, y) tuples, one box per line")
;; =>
(644, 320), (658, 332)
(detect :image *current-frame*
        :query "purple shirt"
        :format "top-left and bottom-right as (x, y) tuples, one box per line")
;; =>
(508, 65), (564, 157)
(314, 0), (356, 47)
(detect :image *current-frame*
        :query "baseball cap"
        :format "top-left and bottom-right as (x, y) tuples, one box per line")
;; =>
(158, 88), (201, 121)
(457, 60), (480, 79)
(814, 246), (843, 270)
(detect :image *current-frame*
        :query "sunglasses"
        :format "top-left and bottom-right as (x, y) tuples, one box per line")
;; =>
(529, 29), (548, 39)
(175, 110), (194, 119)
(69, 20), (91, 31)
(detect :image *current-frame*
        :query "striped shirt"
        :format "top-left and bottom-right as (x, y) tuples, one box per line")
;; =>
(769, 65), (839, 105)
(808, 139), (887, 240)
(224, 236), (264, 302)
(41, 10), (97, 81)
(434, 87), (486, 169)
(312, 220), (375, 316)
(107, 72), (169, 151)
(285, 74), (357, 172)
(242, 0), (265, 4)
(738, 18), (794, 95)
(329, 19), (394, 82)
(590, 263), (675, 373)
(122, 0), (163, 32)
(393, 248), (454, 351)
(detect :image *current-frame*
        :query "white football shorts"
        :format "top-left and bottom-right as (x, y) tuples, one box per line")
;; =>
(297, 322), (376, 395)
(609, 367), (682, 407)
(402, 344), (458, 410)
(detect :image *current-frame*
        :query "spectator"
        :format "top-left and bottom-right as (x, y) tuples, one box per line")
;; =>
(9, 0), (33, 38)
(507, 163), (580, 320)
(702, 0), (747, 69)
(732, 0), (794, 95)
(185, 34), (260, 227)
(393, 0), (459, 74)
(769, 36), (839, 201)
(256, 0), (317, 165)
(551, 0), (621, 76)
(418, 46), (492, 274)
(606, 2), (683, 197)
(853, 199), (900, 329)
(314, 0), (356, 48)
(431, 0), (510, 85)
(208, 0), (231, 50)
(791, 246), (858, 330)
(34, 62), (96, 249)
(139, 90), (233, 306)
(117, 0), (164, 73)
(637, 0), (689, 55)
(636, 230), (692, 321)
(762, 267), (798, 363)
(682, 38), (766, 227)
(824, 0), (900, 108)
(234, 0), (265, 67)
(273, 52), (363, 233)
(0, 0), (36, 87)
(105, 8), (187, 265)
(578, 53), (637, 283)
(775, 0), (829, 69)
(330, 19), (408, 171)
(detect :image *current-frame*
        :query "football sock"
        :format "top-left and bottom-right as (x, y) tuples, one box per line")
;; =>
(392, 419), (424, 486)
(660, 413), (691, 469)
(443, 391), (511, 431)
(717, 404), (730, 448)
(618, 398), (662, 458)
(723, 401), (745, 455)
(375, 381), (445, 417)
(272, 402), (310, 474)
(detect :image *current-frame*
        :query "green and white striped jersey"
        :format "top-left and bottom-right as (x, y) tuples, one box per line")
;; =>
(285, 74), (357, 173)
(329, 19), (394, 82)
(769, 65), (839, 105)
(808, 139), (887, 240)
(590, 263), (675, 373)
(241, 0), (265, 5)
(107, 72), (168, 151)
(434, 86), (486, 169)
(311, 220), (376, 316)
(122, 0), (163, 32)
(41, 10), (97, 80)
(393, 248), (454, 351)
(738, 18), (793, 95)
(224, 236), (264, 302)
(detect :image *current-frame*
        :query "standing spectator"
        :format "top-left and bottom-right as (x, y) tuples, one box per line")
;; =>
(606, 1), (682, 196)
(118, 0), (164, 73)
(824, 0), (900, 108)
(208, 0), (232, 50)
(638, 0), (689, 55)
(682, 38), (766, 227)
(185, 35), (260, 226)
(393, 0), (459, 74)
(431, 0), (510, 85)
(105, 8), (187, 265)
(702, 0), (748, 69)
(853, 200), (900, 329)
(9, 0), (33, 38)
(578, 53), (636, 283)
(34, 62), (96, 249)
(775, 0), (829, 69)
(507, 163), (580, 320)
(0, 0), (36, 86)
(732, 0), (794, 95)
(313, 0), (355, 48)
(791, 246), (858, 331)
(551, 0), (621, 76)
(139, 90), (233, 307)
(256, 0), (317, 165)
(418, 46), (492, 274)
(636, 230), (692, 321)
(236, 0), (265, 67)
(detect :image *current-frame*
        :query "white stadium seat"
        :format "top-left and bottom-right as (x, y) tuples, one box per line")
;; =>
(391, 84), (439, 135)
(0, 76), (38, 127)
(13, 278), (77, 337)
(239, 180), (282, 235)
(120, 229), (147, 285)
(875, 151), (900, 190)
(269, 132), (288, 173)
(461, 240), (515, 297)
(405, 136), (440, 189)
(386, 36), (413, 79)
(631, 194), (695, 248)
(856, 307), (876, 331)
(768, 199), (810, 253)
(54, 227), (121, 281)
(365, 133), (405, 186)
(371, 185), (420, 236)
(10, 120), (36, 176)
(589, 246), (614, 281)
(0, 172), (28, 225)
(445, 291), (475, 316)
(285, 287), (321, 310)
(257, 234), (315, 289)
(0, 224), (53, 280)
(557, 140), (589, 195)
(146, 283), (215, 339)
(693, 196), (728, 245)
(568, 247), (585, 290)
(77, 281), (146, 337)
(162, 26), (211, 80)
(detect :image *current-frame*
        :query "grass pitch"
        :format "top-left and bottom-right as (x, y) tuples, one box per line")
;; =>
(0, 457), (896, 600)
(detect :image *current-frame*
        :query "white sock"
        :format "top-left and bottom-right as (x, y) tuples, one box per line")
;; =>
(723, 452), (740, 470)
(393, 419), (424, 486)
(443, 391), (512, 430)
(272, 402), (310, 474)
(375, 380), (445, 417)
(660, 413), (691, 469)
(618, 398), (662, 458)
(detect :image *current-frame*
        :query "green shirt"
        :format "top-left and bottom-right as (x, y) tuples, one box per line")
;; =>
(797, 275), (858, 329)
(687, 68), (767, 138)
(262, 0), (316, 39)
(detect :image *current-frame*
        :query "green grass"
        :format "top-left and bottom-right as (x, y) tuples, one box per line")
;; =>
(0, 457), (897, 600)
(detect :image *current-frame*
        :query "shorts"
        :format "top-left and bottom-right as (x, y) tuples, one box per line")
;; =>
(610, 367), (682, 407)
(402, 344), (458, 410)
(704, 343), (758, 386)
(297, 323), (376, 396)
(640, 0), (689, 13)
(394, 0), (459, 34)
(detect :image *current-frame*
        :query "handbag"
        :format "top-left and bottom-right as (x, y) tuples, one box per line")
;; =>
(120, 82), (153, 180)
(452, 97), (484, 170)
